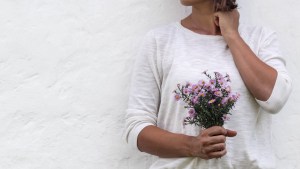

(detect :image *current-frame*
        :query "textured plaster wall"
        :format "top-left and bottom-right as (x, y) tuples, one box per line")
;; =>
(0, 0), (298, 169)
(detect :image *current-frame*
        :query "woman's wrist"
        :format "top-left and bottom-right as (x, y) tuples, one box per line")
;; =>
(184, 135), (200, 157)
(223, 31), (241, 43)
(172, 133), (198, 157)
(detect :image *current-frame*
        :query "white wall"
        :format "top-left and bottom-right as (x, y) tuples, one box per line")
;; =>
(0, 0), (298, 169)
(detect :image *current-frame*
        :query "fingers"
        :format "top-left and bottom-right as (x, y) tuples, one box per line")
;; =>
(201, 142), (227, 159)
(207, 149), (227, 159)
(233, 9), (240, 17)
(214, 9), (239, 15)
(204, 127), (236, 159)
(195, 127), (237, 159)
(203, 143), (226, 154)
(205, 135), (226, 145)
(213, 9), (239, 22)
(225, 129), (237, 137)
(206, 126), (227, 136)
(204, 126), (237, 137)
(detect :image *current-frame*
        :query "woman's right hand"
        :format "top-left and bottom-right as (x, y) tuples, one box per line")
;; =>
(189, 126), (237, 159)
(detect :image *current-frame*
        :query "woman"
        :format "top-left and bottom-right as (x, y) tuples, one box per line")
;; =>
(124, 0), (292, 168)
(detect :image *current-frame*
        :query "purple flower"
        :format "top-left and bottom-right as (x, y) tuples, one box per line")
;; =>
(221, 97), (228, 105)
(198, 80), (205, 86)
(191, 84), (199, 92)
(218, 78), (226, 86)
(225, 86), (231, 92)
(228, 93), (239, 102)
(234, 93), (240, 100)
(198, 91), (206, 97)
(210, 79), (216, 85)
(194, 88), (201, 94)
(188, 108), (196, 118)
(192, 96), (199, 104)
(214, 91), (223, 97)
(231, 94), (239, 101)
(183, 88), (189, 95)
(205, 83), (212, 90)
(175, 94), (180, 101)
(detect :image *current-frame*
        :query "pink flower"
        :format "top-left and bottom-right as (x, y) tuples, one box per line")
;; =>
(192, 96), (199, 104)
(229, 93), (239, 101)
(210, 79), (216, 85)
(198, 80), (205, 86)
(205, 83), (212, 89)
(214, 91), (223, 97)
(194, 88), (201, 94)
(218, 78), (226, 86)
(225, 86), (231, 92)
(191, 84), (198, 92)
(188, 108), (196, 118)
(175, 94), (180, 101)
(221, 97), (228, 105)
(183, 88), (189, 95)
(198, 91), (206, 97)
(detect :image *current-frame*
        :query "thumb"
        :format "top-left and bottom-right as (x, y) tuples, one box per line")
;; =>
(225, 129), (237, 137)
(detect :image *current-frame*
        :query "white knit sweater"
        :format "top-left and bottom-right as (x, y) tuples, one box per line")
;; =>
(124, 22), (292, 169)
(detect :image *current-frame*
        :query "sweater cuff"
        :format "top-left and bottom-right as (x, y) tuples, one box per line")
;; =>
(128, 123), (154, 151)
(255, 73), (292, 114)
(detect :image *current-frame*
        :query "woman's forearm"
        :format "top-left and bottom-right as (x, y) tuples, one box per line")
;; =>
(137, 125), (237, 159)
(137, 126), (194, 158)
(224, 33), (277, 101)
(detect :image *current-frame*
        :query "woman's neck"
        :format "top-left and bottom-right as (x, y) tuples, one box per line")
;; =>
(182, 1), (220, 35)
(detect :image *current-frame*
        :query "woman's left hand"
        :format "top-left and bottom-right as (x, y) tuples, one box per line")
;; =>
(214, 9), (240, 39)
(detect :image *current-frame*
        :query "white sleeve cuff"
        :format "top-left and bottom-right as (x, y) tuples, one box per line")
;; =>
(255, 73), (292, 114)
(127, 123), (155, 151)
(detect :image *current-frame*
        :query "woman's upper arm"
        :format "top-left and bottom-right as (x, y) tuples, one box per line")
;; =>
(123, 31), (162, 150)
(255, 28), (292, 114)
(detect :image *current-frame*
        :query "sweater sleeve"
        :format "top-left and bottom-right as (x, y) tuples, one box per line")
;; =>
(255, 28), (292, 114)
(123, 31), (162, 150)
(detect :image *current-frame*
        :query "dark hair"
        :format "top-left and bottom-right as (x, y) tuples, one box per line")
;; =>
(214, 0), (238, 12)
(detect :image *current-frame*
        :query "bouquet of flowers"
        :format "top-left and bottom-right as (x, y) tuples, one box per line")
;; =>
(173, 71), (239, 129)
